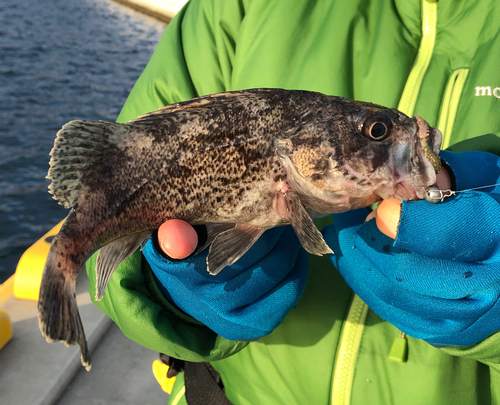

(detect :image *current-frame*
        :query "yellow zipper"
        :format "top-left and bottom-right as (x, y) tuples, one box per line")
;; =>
(331, 2), (439, 404)
(331, 294), (369, 405)
(398, 0), (438, 117)
(437, 68), (469, 150)
(169, 386), (186, 405)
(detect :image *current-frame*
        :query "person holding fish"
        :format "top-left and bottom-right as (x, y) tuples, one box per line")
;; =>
(38, 0), (500, 404)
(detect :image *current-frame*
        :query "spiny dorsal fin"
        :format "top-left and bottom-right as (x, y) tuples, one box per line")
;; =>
(133, 94), (231, 123)
(47, 120), (130, 208)
(133, 89), (280, 122)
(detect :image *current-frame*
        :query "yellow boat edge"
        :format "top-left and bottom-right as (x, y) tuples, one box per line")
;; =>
(9, 219), (65, 302)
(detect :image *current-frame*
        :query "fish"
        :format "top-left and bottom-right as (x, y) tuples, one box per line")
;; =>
(37, 88), (442, 371)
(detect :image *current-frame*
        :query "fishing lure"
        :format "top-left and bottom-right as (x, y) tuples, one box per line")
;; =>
(425, 183), (500, 203)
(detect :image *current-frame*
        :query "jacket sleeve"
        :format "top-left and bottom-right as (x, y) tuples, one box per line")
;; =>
(86, 0), (250, 361)
(440, 334), (500, 371)
(116, 0), (244, 123)
(86, 250), (249, 361)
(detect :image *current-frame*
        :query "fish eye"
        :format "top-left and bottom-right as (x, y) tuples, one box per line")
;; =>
(369, 122), (387, 138)
(359, 114), (391, 141)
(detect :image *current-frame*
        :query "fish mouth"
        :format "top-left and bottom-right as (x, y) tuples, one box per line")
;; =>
(391, 116), (442, 200)
(414, 116), (442, 172)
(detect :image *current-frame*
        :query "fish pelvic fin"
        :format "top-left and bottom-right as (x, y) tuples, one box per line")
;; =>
(37, 242), (91, 371)
(95, 231), (152, 301)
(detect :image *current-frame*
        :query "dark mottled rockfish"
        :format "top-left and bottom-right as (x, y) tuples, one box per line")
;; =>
(38, 88), (442, 370)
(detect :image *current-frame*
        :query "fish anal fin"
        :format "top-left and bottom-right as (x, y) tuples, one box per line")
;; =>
(95, 231), (152, 301)
(207, 224), (266, 275)
(276, 186), (333, 256)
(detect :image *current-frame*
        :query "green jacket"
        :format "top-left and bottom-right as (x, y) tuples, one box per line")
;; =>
(86, 0), (500, 403)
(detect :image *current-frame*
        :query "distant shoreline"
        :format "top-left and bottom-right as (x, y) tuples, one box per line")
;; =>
(111, 0), (188, 23)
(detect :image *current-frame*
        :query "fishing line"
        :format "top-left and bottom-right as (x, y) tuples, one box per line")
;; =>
(426, 183), (500, 203)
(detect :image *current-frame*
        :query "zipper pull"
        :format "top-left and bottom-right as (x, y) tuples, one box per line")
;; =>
(388, 331), (408, 363)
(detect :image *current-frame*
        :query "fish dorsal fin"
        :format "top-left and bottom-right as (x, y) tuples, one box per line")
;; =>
(136, 96), (217, 119)
(95, 231), (152, 300)
(276, 187), (333, 256)
(47, 120), (133, 209)
(133, 89), (282, 122)
(207, 224), (266, 275)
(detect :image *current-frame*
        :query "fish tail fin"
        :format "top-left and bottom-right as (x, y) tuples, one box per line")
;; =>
(37, 242), (91, 371)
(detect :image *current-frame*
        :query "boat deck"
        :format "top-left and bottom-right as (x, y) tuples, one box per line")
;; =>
(0, 1), (188, 403)
(0, 273), (168, 405)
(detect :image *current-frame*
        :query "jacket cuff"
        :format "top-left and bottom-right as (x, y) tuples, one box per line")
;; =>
(85, 249), (249, 362)
(439, 331), (500, 371)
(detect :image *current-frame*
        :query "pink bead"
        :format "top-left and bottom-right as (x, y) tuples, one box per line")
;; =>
(158, 219), (198, 259)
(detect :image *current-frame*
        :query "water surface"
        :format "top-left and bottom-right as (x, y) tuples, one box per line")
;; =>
(0, 0), (166, 282)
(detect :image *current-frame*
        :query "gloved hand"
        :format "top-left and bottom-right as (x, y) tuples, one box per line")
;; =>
(142, 224), (309, 341)
(324, 150), (500, 346)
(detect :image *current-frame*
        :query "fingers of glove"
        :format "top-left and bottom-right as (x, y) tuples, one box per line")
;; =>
(174, 227), (303, 305)
(162, 248), (309, 341)
(218, 226), (292, 274)
(322, 225), (341, 269)
(326, 209), (371, 267)
(395, 191), (500, 261)
(216, 248), (309, 340)
(334, 226), (500, 345)
(424, 297), (500, 346)
(341, 261), (500, 346)
(332, 208), (371, 233)
(144, 226), (288, 283)
(439, 150), (500, 192)
(330, 213), (500, 346)
(321, 214), (364, 271)
(351, 219), (500, 299)
(144, 226), (309, 340)
(322, 223), (341, 254)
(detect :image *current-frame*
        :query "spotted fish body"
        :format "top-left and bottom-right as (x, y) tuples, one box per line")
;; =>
(38, 88), (442, 370)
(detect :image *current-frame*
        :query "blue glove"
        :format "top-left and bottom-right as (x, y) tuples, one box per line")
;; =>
(142, 226), (309, 341)
(324, 150), (500, 346)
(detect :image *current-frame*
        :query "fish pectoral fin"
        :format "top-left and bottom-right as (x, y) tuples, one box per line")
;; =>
(207, 224), (266, 275)
(95, 231), (152, 300)
(276, 189), (333, 256)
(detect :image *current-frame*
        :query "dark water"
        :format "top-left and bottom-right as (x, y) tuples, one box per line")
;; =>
(0, 0), (166, 282)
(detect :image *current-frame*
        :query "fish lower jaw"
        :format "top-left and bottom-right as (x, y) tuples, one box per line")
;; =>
(396, 184), (424, 201)
(376, 180), (424, 201)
